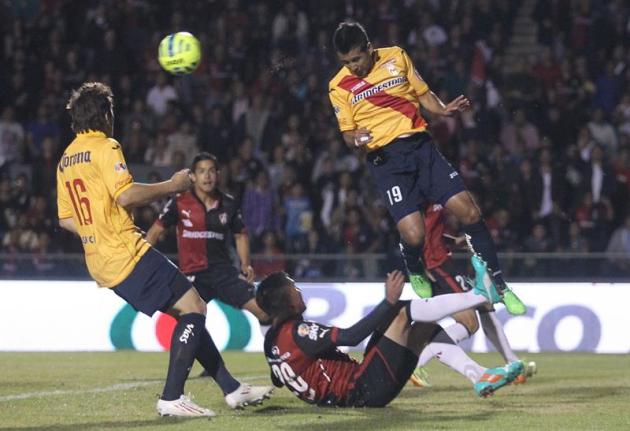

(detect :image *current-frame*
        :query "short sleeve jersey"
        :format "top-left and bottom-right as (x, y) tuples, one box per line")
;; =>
(56, 131), (149, 287)
(264, 319), (359, 406)
(155, 190), (245, 273)
(328, 46), (429, 151)
(422, 203), (451, 269)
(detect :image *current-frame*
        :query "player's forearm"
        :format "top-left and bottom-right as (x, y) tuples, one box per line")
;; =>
(116, 181), (178, 209)
(235, 233), (251, 266)
(335, 300), (395, 346)
(59, 217), (78, 235)
(145, 223), (164, 246)
(418, 91), (448, 116)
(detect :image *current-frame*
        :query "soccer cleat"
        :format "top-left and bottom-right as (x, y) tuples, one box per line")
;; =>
(157, 394), (216, 417)
(224, 384), (273, 409)
(410, 273), (433, 298)
(474, 360), (523, 397)
(470, 255), (501, 303)
(501, 287), (527, 316)
(409, 366), (432, 387)
(513, 360), (537, 385)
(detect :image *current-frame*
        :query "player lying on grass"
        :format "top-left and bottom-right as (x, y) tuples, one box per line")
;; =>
(256, 267), (523, 407)
(410, 203), (536, 387)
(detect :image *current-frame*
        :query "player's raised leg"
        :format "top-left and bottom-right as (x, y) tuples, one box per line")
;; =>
(446, 192), (526, 315)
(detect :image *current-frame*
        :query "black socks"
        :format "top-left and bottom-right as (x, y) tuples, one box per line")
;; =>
(463, 221), (505, 286)
(162, 312), (206, 401)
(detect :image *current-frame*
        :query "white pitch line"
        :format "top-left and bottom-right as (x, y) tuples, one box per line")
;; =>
(0, 374), (269, 402)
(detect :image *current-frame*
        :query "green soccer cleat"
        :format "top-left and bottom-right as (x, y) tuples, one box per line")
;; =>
(410, 273), (432, 298)
(474, 361), (524, 397)
(501, 287), (527, 316)
(470, 255), (501, 303)
(409, 366), (432, 388)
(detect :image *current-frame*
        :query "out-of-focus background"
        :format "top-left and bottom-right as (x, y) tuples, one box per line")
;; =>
(1, 0), (629, 281)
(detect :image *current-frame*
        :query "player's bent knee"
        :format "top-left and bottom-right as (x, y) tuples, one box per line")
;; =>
(399, 226), (425, 247)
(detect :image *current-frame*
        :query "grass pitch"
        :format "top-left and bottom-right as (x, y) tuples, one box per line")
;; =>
(1, 352), (629, 430)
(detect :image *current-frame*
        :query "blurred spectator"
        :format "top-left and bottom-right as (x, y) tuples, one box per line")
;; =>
(252, 230), (286, 277)
(242, 170), (279, 242)
(500, 109), (540, 158)
(606, 215), (630, 273)
(283, 182), (312, 252)
(146, 73), (177, 117)
(587, 108), (618, 155)
(166, 120), (198, 167)
(0, 107), (24, 167)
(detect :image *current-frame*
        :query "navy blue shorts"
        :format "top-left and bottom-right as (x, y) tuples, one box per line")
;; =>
(187, 263), (255, 309)
(113, 248), (193, 316)
(366, 132), (465, 223)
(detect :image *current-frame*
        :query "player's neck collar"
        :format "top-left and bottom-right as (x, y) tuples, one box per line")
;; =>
(77, 130), (106, 138)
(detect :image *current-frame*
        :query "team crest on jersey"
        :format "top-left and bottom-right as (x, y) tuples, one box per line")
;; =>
(297, 323), (310, 338)
(381, 59), (400, 76)
(219, 213), (228, 225)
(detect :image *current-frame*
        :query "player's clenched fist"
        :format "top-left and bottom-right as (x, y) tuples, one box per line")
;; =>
(385, 270), (405, 304)
(171, 169), (193, 192)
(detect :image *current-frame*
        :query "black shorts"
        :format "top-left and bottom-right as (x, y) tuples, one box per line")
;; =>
(427, 260), (471, 296)
(366, 132), (465, 223)
(345, 335), (418, 407)
(113, 248), (192, 316)
(187, 264), (255, 309)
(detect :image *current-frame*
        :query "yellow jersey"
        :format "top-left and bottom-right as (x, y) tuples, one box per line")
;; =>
(328, 46), (430, 151)
(56, 131), (149, 287)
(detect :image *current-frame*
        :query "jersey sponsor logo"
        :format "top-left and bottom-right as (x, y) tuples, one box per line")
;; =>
(219, 213), (228, 225)
(449, 171), (458, 179)
(182, 229), (224, 240)
(114, 162), (127, 172)
(351, 76), (407, 105)
(307, 324), (320, 341)
(179, 323), (195, 344)
(81, 235), (96, 244)
(58, 151), (92, 172)
(182, 219), (193, 227)
(350, 81), (367, 93)
(297, 323), (310, 338)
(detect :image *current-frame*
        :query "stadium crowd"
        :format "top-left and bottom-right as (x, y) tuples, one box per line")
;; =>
(1, 0), (629, 279)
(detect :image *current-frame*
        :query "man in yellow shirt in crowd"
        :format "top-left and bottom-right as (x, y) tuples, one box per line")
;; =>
(57, 82), (271, 417)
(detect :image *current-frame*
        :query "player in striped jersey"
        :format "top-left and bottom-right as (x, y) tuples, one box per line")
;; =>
(328, 21), (525, 315)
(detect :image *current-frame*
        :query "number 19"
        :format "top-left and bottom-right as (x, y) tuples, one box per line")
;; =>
(386, 186), (402, 205)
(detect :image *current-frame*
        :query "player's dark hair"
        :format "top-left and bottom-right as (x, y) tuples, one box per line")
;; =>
(191, 152), (219, 171)
(333, 21), (370, 54)
(66, 82), (114, 135)
(256, 272), (293, 320)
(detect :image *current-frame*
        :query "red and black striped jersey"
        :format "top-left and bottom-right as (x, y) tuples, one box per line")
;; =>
(423, 203), (451, 270)
(264, 319), (359, 406)
(155, 190), (245, 274)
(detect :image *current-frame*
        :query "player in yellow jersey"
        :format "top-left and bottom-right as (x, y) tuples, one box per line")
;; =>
(57, 82), (271, 416)
(328, 22), (525, 315)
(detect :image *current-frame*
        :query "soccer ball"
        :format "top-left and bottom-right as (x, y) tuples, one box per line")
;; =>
(158, 32), (201, 75)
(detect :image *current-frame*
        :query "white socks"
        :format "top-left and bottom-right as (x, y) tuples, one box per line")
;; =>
(417, 322), (470, 367)
(408, 291), (486, 322)
(479, 310), (519, 363)
(418, 329), (485, 383)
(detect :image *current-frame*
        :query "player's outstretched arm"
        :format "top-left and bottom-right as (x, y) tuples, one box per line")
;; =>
(235, 232), (255, 283)
(145, 222), (165, 246)
(58, 217), (78, 235)
(333, 271), (404, 346)
(418, 91), (471, 116)
(116, 169), (191, 209)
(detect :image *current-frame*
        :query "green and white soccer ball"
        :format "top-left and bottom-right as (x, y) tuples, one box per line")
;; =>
(158, 32), (201, 75)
